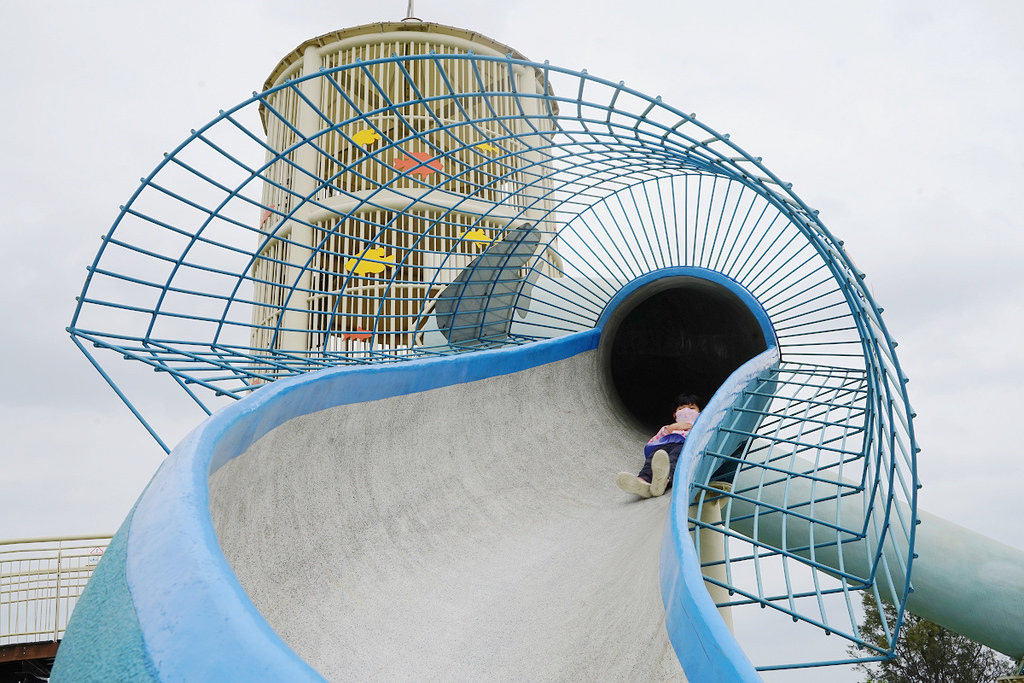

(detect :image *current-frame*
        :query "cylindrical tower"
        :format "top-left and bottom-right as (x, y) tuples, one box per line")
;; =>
(250, 20), (561, 360)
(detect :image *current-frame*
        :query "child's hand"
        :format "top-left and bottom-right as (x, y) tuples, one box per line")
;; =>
(666, 421), (693, 432)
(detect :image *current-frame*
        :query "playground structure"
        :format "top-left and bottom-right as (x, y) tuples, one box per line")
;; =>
(59, 18), (1024, 682)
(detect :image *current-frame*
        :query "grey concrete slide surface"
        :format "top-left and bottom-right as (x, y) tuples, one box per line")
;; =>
(209, 350), (688, 681)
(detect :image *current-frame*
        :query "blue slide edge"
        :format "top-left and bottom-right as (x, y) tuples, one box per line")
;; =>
(660, 348), (780, 683)
(50, 505), (159, 683)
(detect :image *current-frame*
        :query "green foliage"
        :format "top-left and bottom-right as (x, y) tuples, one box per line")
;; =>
(848, 594), (1015, 683)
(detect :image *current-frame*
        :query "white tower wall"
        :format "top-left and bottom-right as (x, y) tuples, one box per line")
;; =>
(250, 22), (561, 361)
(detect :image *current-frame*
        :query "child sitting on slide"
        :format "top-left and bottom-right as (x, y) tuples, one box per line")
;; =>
(617, 394), (701, 498)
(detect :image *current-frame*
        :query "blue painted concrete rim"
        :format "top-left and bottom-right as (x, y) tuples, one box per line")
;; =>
(659, 347), (780, 682)
(596, 267), (778, 353)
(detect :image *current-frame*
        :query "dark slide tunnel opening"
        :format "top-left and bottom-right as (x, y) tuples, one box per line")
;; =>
(599, 275), (772, 433)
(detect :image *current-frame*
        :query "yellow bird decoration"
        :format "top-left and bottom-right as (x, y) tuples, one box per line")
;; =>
(344, 246), (396, 275)
(475, 142), (499, 154)
(352, 129), (382, 146)
(461, 228), (493, 249)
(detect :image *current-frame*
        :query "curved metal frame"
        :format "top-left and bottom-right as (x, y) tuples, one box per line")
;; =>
(68, 54), (918, 671)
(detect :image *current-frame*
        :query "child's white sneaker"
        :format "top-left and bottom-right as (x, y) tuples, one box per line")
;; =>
(616, 472), (652, 498)
(650, 450), (670, 496)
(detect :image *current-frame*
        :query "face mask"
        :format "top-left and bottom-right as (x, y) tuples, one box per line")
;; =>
(675, 407), (699, 424)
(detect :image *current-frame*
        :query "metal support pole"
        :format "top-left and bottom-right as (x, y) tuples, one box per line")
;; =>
(690, 484), (734, 632)
(279, 45), (323, 354)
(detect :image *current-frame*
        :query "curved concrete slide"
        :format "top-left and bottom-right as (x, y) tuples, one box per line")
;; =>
(54, 330), (759, 681)
(210, 342), (682, 680)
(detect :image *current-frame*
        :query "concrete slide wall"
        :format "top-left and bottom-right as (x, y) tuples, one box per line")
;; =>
(209, 343), (683, 680)
(55, 330), (764, 681)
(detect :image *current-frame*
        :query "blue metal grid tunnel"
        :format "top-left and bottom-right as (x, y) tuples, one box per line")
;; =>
(66, 53), (923, 676)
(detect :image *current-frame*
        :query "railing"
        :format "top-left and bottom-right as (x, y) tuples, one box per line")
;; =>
(0, 535), (112, 646)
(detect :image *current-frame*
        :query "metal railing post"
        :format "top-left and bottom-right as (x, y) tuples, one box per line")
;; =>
(0, 534), (112, 646)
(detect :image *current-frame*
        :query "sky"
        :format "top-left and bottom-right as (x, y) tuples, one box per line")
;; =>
(2, 0), (1022, 678)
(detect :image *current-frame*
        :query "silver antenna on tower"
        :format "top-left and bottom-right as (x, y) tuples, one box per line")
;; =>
(404, 1), (420, 21)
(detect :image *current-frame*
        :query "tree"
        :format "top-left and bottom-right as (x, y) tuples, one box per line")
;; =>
(848, 594), (1015, 683)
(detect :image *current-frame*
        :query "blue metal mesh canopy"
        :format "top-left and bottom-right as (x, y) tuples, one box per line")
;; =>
(68, 53), (918, 671)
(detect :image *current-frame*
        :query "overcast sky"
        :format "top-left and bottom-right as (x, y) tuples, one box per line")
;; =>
(2, 1), (1022, 679)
